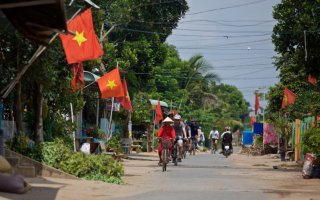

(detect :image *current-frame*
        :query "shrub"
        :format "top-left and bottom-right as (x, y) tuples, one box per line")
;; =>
(8, 138), (124, 184)
(60, 153), (124, 184)
(255, 135), (263, 147)
(301, 127), (320, 158)
(41, 138), (73, 169)
(106, 135), (123, 153)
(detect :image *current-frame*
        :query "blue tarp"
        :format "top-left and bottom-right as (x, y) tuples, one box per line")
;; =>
(242, 131), (253, 145)
(253, 122), (263, 135)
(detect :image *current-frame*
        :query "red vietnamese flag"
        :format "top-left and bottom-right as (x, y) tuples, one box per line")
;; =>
(60, 8), (104, 64)
(254, 94), (260, 115)
(308, 74), (317, 85)
(173, 107), (178, 115)
(250, 116), (256, 127)
(154, 99), (163, 124)
(71, 62), (84, 91)
(281, 87), (297, 109)
(119, 79), (133, 112)
(98, 68), (124, 99)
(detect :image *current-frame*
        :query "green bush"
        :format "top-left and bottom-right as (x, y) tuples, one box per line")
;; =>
(41, 138), (73, 169)
(255, 135), (263, 147)
(106, 135), (123, 153)
(301, 127), (320, 158)
(8, 138), (124, 184)
(60, 153), (124, 184)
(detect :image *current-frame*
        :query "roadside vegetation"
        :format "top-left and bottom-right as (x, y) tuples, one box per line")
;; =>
(0, 0), (250, 183)
(263, 0), (320, 157)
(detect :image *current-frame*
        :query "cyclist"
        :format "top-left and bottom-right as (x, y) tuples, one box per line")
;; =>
(198, 127), (205, 146)
(189, 119), (199, 154)
(208, 126), (219, 153)
(157, 117), (176, 165)
(172, 114), (187, 162)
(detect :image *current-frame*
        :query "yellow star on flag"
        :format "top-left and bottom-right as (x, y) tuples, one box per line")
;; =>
(126, 92), (130, 100)
(283, 95), (288, 104)
(106, 80), (117, 90)
(73, 31), (87, 46)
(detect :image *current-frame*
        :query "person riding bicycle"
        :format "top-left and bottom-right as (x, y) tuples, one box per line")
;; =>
(198, 127), (205, 146)
(157, 117), (176, 165)
(208, 126), (219, 152)
(221, 126), (233, 153)
(173, 114), (187, 162)
(189, 119), (199, 151)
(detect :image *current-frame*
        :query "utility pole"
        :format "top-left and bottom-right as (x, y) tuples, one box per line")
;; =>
(255, 86), (267, 123)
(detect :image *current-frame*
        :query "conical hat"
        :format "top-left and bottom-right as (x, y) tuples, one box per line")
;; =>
(162, 117), (174, 123)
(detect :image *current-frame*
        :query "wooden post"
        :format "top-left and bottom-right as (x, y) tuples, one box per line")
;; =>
(294, 119), (301, 161)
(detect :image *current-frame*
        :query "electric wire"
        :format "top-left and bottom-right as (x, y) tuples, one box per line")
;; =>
(115, 27), (272, 38)
(186, 0), (271, 15)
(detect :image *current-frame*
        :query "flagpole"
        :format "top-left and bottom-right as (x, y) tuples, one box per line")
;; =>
(83, 80), (97, 89)
(108, 97), (114, 138)
(107, 62), (119, 139)
(70, 103), (76, 152)
(152, 110), (156, 152)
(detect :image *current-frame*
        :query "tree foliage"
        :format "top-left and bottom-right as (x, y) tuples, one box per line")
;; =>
(267, 0), (320, 120)
(0, 0), (250, 144)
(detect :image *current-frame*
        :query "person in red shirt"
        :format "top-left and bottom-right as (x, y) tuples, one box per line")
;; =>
(157, 117), (176, 165)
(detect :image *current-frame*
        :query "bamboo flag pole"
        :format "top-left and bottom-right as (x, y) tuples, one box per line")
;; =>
(152, 109), (156, 151)
(108, 97), (114, 138)
(70, 103), (76, 152)
(107, 62), (119, 138)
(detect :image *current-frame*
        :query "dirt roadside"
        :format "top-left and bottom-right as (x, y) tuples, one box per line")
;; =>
(230, 152), (320, 200)
(0, 151), (319, 200)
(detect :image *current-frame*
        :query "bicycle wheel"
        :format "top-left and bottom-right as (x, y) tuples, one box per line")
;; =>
(162, 149), (167, 172)
(174, 146), (178, 166)
(192, 142), (196, 155)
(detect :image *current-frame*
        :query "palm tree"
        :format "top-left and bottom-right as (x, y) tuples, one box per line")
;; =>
(179, 54), (220, 110)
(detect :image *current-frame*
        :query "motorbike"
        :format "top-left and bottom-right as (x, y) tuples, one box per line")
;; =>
(223, 142), (232, 158)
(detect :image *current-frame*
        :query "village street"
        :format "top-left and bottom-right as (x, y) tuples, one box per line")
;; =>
(1, 149), (320, 200)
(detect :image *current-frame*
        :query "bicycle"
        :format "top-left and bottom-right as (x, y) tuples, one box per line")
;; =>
(161, 138), (171, 172)
(210, 139), (217, 154)
(183, 138), (189, 159)
(172, 136), (183, 166)
(189, 137), (196, 155)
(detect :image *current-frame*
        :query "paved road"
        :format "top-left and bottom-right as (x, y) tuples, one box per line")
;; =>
(114, 152), (281, 200)
(1, 150), (319, 200)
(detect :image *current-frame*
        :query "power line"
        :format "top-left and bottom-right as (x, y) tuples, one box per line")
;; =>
(223, 68), (273, 79)
(223, 76), (277, 80)
(186, 0), (271, 15)
(181, 20), (274, 27)
(129, 18), (275, 25)
(167, 38), (271, 43)
(177, 47), (273, 50)
(173, 28), (272, 33)
(208, 57), (273, 62)
(116, 27), (272, 38)
(131, 0), (184, 10)
(214, 66), (273, 70)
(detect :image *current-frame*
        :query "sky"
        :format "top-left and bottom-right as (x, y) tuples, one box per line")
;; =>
(166, 0), (281, 109)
